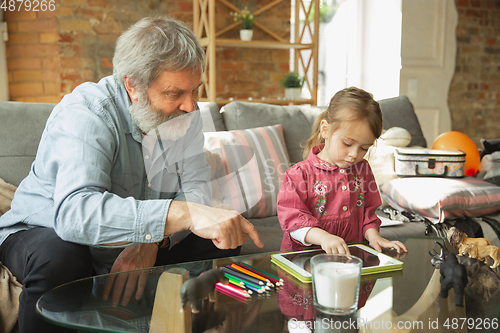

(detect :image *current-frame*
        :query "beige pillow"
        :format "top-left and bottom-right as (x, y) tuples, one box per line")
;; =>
(378, 127), (412, 147)
(0, 178), (16, 216)
(366, 127), (411, 205)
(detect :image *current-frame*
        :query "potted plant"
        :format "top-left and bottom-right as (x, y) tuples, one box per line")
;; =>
(231, 7), (254, 41)
(281, 71), (304, 100)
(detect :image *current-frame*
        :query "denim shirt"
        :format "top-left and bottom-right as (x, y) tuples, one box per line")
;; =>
(0, 76), (211, 254)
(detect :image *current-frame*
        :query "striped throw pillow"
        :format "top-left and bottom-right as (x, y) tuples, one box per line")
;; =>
(204, 125), (290, 218)
(381, 177), (500, 223)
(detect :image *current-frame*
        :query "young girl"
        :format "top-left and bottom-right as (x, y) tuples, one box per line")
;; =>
(277, 87), (407, 254)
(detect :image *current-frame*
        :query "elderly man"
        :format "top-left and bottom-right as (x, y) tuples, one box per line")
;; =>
(0, 16), (262, 333)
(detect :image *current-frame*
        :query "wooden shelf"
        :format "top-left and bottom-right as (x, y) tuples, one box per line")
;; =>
(200, 98), (314, 107)
(198, 38), (314, 50)
(193, 0), (319, 105)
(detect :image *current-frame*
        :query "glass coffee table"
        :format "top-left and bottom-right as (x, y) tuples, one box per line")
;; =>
(37, 238), (500, 333)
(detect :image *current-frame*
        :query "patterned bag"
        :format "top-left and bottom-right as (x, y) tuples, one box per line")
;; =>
(395, 148), (465, 178)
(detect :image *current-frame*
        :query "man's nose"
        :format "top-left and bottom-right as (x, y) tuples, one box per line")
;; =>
(179, 93), (197, 113)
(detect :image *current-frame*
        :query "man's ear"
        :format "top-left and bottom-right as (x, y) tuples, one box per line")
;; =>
(123, 76), (139, 102)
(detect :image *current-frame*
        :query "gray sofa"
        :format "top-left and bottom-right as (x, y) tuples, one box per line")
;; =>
(0, 96), (429, 255)
(199, 97), (428, 254)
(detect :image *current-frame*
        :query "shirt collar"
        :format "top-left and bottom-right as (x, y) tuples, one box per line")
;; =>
(308, 144), (340, 171)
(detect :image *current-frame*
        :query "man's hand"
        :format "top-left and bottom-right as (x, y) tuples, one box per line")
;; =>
(102, 243), (158, 307)
(167, 201), (264, 250)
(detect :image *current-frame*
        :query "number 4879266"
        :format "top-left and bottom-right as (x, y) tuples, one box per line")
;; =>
(443, 318), (498, 330)
(1, 0), (56, 11)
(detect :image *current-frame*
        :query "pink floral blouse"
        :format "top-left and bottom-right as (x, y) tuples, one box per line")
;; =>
(277, 144), (382, 252)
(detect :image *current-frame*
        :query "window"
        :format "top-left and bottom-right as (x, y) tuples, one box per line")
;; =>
(292, 0), (402, 105)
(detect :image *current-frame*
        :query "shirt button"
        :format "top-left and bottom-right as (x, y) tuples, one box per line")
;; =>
(342, 206), (348, 211)
(144, 156), (150, 160)
(340, 169), (345, 174)
(148, 183), (152, 188)
(342, 185), (347, 191)
(145, 234), (152, 240)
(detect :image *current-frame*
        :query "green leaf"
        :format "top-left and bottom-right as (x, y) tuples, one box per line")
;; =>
(281, 71), (304, 88)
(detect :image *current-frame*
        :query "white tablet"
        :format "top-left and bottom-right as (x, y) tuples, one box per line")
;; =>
(271, 244), (403, 283)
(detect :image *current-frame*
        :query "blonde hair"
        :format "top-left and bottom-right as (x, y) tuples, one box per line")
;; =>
(303, 87), (383, 160)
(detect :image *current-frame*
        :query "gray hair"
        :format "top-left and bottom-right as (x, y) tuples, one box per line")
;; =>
(113, 16), (205, 89)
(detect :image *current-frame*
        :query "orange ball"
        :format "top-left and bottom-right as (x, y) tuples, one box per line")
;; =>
(432, 131), (480, 177)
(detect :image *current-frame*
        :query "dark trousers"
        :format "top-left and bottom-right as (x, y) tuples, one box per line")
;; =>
(0, 228), (240, 333)
(0, 228), (93, 333)
(155, 232), (241, 266)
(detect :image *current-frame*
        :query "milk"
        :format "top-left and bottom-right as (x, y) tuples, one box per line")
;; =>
(313, 262), (360, 309)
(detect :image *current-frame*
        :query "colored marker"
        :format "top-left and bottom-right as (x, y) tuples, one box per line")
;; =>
(217, 282), (251, 298)
(223, 266), (265, 286)
(230, 264), (270, 283)
(223, 283), (252, 297)
(238, 262), (283, 285)
(215, 283), (248, 302)
(223, 273), (265, 293)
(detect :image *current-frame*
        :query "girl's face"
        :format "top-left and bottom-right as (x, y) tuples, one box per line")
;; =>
(317, 119), (376, 168)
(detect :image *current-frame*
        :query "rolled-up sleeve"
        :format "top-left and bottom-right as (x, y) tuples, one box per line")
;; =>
(174, 115), (212, 206)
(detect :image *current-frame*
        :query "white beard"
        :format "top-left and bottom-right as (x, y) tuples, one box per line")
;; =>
(156, 111), (195, 141)
(129, 93), (194, 141)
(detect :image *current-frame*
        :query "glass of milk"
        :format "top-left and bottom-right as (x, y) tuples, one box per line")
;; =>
(311, 254), (362, 315)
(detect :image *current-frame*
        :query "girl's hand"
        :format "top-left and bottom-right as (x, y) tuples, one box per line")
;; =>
(368, 237), (407, 253)
(305, 227), (350, 254)
(365, 228), (408, 253)
(320, 234), (350, 254)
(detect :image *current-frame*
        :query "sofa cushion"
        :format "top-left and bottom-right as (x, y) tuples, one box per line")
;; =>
(204, 124), (290, 219)
(221, 102), (323, 164)
(381, 177), (500, 223)
(0, 101), (55, 186)
(378, 95), (427, 148)
(198, 101), (225, 132)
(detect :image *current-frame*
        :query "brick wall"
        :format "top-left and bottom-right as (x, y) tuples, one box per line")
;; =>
(4, 0), (194, 103)
(213, 0), (290, 100)
(449, 0), (500, 144)
(3, 0), (289, 103)
(5, 8), (60, 102)
(11, 0), (498, 137)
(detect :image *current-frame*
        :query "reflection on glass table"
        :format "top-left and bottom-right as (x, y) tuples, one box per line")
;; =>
(37, 238), (500, 333)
